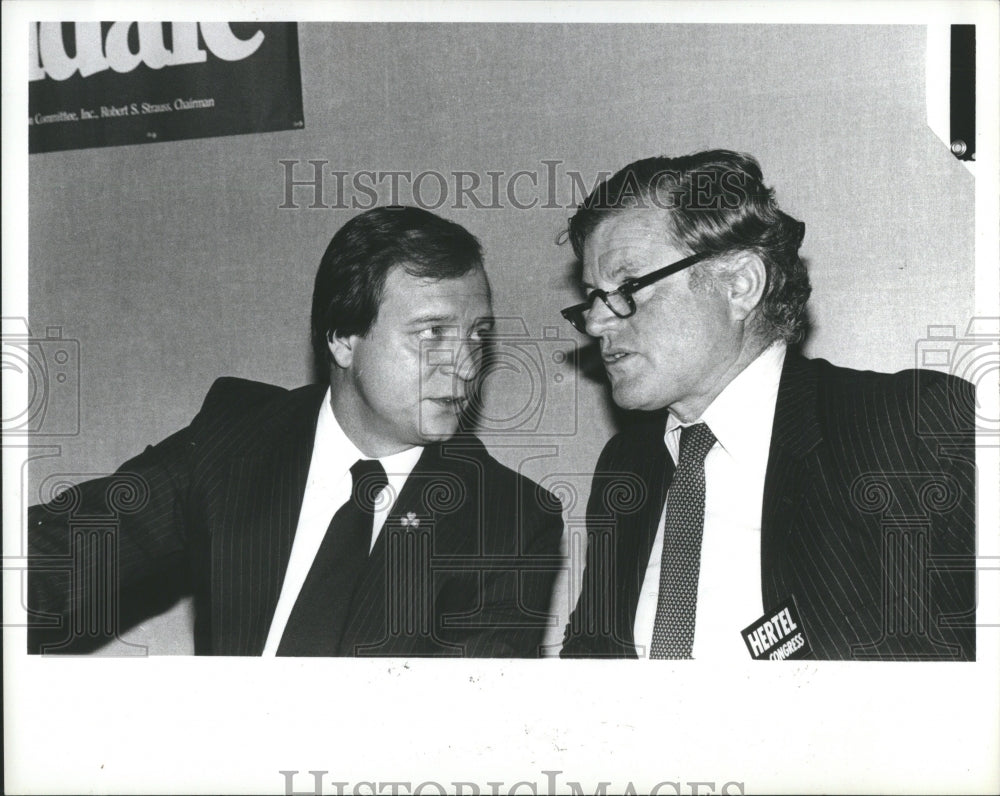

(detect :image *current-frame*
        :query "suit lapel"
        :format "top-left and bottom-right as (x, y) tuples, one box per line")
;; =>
(586, 414), (671, 656)
(620, 425), (673, 644)
(339, 441), (480, 655)
(760, 351), (823, 613)
(212, 385), (325, 655)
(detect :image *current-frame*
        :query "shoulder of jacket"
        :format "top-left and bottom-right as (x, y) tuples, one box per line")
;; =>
(201, 377), (290, 409)
(597, 415), (666, 465)
(192, 377), (325, 439)
(803, 356), (974, 441)
(438, 436), (563, 514)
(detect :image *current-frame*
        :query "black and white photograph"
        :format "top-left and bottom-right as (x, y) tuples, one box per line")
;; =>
(4, 1), (999, 793)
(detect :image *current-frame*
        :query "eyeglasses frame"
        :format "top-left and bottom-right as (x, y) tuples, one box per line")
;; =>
(561, 250), (713, 333)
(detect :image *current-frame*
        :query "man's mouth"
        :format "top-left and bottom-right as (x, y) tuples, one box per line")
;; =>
(602, 349), (634, 365)
(427, 396), (467, 410)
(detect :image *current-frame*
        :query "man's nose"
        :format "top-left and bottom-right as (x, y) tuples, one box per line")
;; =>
(441, 339), (481, 383)
(583, 297), (618, 337)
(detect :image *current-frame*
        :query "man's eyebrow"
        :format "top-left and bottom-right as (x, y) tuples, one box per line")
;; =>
(406, 313), (457, 326)
(406, 313), (494, 329)
(581, 260), (637, 290)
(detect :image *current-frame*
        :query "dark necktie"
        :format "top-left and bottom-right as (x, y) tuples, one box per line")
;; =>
(277, 459), (388, 656)
(650, 422), (717, 659)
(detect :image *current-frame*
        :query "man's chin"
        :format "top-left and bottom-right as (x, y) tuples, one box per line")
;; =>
(610, 381), (663, 413)
(416, 422), (462, 444)
(609, 380), (641, 410)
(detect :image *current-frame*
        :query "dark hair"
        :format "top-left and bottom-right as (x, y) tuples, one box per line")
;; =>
(311, 205), (484, 365)
(568, 150), (811, 344)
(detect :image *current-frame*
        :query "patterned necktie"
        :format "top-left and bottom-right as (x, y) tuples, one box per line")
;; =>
(277, 459), (388, 656)
(650, 422), (717, 659)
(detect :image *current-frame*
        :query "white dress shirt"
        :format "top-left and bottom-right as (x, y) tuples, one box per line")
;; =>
(261, 389), (423, 655)
(633, 341), (787, 660)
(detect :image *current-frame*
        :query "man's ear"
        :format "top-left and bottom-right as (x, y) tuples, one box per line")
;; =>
(725, 251), (767, 322)
(327, 330), (355, 369)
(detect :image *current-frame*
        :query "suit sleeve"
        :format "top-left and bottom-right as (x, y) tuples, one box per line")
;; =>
(27, 427), (195, 653)
(912, 372), (977, 661)
(26, 378), (256, 653)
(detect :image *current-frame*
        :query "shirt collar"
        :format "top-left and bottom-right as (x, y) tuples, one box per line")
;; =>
(316, 387), (424, 480)
(665, 341), (786, 466)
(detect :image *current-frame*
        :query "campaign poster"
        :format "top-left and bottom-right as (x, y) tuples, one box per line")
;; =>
(28, 22), (303, 153)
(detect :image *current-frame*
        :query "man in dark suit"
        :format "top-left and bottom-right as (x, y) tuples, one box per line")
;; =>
(559, 150), (976, 661)
(28, 206), (563, 657)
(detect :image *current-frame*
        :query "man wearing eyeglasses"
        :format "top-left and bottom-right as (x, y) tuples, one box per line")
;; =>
(559, 150), (976, 661)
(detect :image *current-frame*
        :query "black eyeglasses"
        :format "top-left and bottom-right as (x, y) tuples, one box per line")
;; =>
(560, 251), (712, 333)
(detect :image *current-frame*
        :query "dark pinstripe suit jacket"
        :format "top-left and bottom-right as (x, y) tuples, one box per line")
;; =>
(561, 351), (976, 660)
(28, 378), (563, 657)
